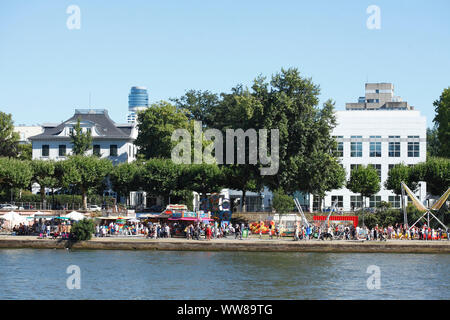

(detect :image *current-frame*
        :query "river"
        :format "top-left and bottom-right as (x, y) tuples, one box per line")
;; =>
(0, 249), (448, 299)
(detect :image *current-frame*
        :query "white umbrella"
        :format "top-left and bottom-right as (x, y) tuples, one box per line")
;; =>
(1, 211), (27, 228)
(65, 211), (86, 221)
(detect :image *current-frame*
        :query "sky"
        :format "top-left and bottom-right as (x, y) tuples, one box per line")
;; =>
(0, 0), (449, 127)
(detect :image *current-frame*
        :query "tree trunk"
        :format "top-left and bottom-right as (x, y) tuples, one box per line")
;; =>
(242, 190), (247, 213)
(82, 188), (88, 210)
(40, 185), (45, 205)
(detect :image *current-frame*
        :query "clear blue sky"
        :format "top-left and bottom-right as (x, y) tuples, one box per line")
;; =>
(1, 0), (449, 127)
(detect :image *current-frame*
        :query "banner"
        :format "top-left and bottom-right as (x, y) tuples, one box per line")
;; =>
(430, 188), (450, 211)
(401, 182), (427, 212)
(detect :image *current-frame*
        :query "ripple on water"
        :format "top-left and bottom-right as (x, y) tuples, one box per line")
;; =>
(0, 250), (449, 300)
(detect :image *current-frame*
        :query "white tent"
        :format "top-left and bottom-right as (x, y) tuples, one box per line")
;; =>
(0, 211), (28, 228)
(65, 211), (86, 221)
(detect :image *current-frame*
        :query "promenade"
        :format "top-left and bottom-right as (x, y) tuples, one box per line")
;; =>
(0, 235), (449, 253)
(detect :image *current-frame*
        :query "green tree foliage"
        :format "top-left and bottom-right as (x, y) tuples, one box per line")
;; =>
(427, 126), (441, 158)
(0, 157), (33, 191)
(71, 219), (95, 241)
(272, 188), (294, 214)
(409, 157), (450, 196)
(0, 111), (19, 158)
(180, 163), (224, 200)
(251, 68), (344, 194)
(140, 158), (184, 203)
(347, 165), (380, 208)
(30, 160), (57, 203)
(136, 101), (190, 159)
(70, 118), (92, 155)
(384, 163), (413, 195)
(60, 155), (113, 210)
(110, 161), (141, 205)
(433, 87), (450, 157)
(172, 89), (219, 126)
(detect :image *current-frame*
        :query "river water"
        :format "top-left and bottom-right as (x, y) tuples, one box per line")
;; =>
(0, 249), (448, 299)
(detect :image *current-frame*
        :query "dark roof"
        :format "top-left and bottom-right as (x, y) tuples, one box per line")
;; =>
(29, 109), (134, 140)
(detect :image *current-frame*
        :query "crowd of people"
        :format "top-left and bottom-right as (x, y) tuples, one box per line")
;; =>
(291, 222), (448, 241)
(2, 217), (448, 242)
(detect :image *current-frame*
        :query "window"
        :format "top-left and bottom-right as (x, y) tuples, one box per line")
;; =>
(389, 136), (400, 157)
(110, 145), (118, 157)
(388, 164), (395, 171)
(350, 136), (362, 157)
(389, 196), (401, 208)
(334, 136), (343, 157)
(369, 195), (381, 208)
(350, 196), (362, 209)
(331, 196), (343, 208)
(369, 164), (381, 181)
(42, 145), (49, 157)
(58, 145), (66, 157)
(86, 128), (92, 135)
(408, 136), (419, 157)
(350, 164), (361, 173)
(313, 195), (321, 212)
(370, 136), (381, 157)
(93, 145), (101, 156)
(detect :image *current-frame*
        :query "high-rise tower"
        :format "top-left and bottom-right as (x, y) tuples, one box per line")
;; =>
(127, 86), (149, 123)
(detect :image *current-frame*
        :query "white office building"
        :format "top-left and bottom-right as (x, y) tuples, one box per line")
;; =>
(320, 109), (427, 211)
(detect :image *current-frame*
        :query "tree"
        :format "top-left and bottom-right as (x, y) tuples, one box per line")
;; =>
(0, 111), (19, 158)
(141, 158), (183, 204)
(71, 219), (95, 241)
(0, 157), (33, 201)
(220, 165), (260, 212)
(60, 155), (113, 210)
(433, 87), (450, 157)
(384, 163), (413, 195)
(172, 89), (220, 126)
(347, 165), (380, 210)
(272, 188), (294, 222)
(30, 160), (57, 204)
(409, 157), (450, 196)
(70, 118), (92, 155)
(136, 101), (190, 159)
(181, 163), (224, 204)
(110, 161), (141, 206)
(427, 126), (441, 158)
(214, 87), (264, 212)
(251, 68), (343, 195)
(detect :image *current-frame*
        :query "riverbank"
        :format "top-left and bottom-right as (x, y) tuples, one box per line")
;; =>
(0, 235), (449, 253)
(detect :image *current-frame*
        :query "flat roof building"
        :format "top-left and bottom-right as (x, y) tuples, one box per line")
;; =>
(346, 83), (413, 111)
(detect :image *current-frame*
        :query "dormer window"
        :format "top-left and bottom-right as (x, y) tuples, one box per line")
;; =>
(69, 127), (74, 135)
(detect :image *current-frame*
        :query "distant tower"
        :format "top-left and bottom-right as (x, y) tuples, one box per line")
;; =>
(127, 86), (149, 123)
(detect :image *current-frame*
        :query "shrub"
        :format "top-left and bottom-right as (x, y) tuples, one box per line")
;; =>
(71, 219), (95, 241)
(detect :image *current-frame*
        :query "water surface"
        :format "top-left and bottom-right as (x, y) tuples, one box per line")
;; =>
(0, 249), (448, 299)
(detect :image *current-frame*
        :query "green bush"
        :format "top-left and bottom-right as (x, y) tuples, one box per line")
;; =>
(71, 219), (95, 241)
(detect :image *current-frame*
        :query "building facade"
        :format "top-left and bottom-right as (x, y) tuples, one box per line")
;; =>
(29, 109), (138, 164)
(127, 86), (149, 123)
(320, 109), (427, 211)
